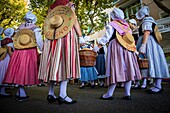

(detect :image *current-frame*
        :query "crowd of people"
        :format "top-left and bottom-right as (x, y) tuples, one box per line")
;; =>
(0, 0), (169, 105)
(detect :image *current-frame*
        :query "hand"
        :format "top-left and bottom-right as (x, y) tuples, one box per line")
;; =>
(79, 36), (85, 44)
(139, 44), (146, 54)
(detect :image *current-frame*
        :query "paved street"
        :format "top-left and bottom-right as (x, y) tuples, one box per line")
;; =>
(0, 82), (170, 113)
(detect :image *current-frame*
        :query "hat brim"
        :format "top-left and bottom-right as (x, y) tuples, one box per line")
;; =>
(14, 29), (37, 49)
(0, 47), (7, 60)
(116, 32), (136, 52)
(44, 5), (76, 40)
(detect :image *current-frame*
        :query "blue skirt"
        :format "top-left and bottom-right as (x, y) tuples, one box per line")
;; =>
(80, 66), (98, 82)
(95, 54), (106, 76)
(137, 35), (169, 78)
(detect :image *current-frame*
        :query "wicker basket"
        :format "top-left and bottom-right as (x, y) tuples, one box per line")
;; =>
(137, 54), (149, 69)
(79, 50), (97, 66)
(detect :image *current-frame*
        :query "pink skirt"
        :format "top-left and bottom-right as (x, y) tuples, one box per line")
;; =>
(3, 48), (40, 86)
(106, 39), (141, 85)
(38, 28), (80, 82)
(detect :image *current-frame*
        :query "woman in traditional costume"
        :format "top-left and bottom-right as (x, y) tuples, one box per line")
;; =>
(3, 12), (43, 101)
(38, 0), (86, 104)
(98, 8), (141, 100)
(0, 28), (14, 97)
(136, 6), (169, 94)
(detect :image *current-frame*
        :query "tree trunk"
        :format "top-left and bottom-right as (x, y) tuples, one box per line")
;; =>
(153, 0), (170, 14)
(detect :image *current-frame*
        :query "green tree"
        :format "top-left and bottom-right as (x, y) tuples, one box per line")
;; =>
(29, 0), (114, 35)
(0, 0), (28, 28)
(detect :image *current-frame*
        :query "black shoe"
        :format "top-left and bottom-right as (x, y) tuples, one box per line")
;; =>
(79, 85), (85, 89)
(147, 86), (164, 94)
(17, 96), (29, 101)
(47, 95), (58, 103)
(123, 96), (131, 100)
(57, 96), (77, 105)
(99, 95), (114, 100)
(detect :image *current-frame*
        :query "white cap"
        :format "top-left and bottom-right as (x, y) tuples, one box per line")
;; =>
(136, 6), (150, 20)
(110, 8), (125, 20)
(24, 11), (37, 23)
(129, 19), (137, 26)
(0, 27), (4, 35)
(4, 28), (15, 37)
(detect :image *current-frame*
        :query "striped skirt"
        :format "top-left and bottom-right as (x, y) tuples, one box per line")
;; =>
(38, 28), (80, 82)
(106, 39), (141, 85)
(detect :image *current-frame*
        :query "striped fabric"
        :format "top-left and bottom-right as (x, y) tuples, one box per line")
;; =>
(38, 28), (80, 82)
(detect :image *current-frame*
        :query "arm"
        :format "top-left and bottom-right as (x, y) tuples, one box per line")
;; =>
(34, 28), (43, 53)
(74, 18), (82, 37)
(97, 24), (114, 46)
(142, 30), (150, 44)
(7, 46), (13, 57)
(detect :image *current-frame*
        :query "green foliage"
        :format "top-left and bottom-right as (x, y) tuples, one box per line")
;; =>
(0, 0), (114, 35)
(0, 0), (28, 28)
(29, 0), (114, 35)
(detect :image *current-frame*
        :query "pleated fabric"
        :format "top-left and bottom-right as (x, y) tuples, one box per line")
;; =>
(80, 67), (98, 82)
(38, 28), (80, 82)
(137, 35), (169, 78)
(0, 54), (10, 85)
(3, 48), (39, 85)
(106, 39), (141, 85)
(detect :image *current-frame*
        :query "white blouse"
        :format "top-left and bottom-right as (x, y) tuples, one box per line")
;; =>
(97, 24), (115, 46)
(33, 28), (43, 52)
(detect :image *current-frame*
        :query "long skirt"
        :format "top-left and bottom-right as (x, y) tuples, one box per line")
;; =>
(136, 35), (169, 78)
(38, 28), (80, 82)
(95, 54), (106, 78)
(0, 54), (10, 85)
(106, 39), (141, 85)
(80, 66), (98, 82)
(3, 48), (39, 86)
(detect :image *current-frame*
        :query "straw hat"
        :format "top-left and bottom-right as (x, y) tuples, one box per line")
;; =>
(116, 31), (136, 52)
(14, 29), (37, 49)
(0, 47), (7, 61)
(154, 25), (162, 44)
(44, 5), (76, 40)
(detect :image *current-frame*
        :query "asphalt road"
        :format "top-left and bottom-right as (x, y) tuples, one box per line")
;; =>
(0, 82), (170, 113)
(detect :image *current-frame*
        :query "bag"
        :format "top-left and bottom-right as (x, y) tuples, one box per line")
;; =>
(137, 53), (149, 69)
(154, 25), (162, 44)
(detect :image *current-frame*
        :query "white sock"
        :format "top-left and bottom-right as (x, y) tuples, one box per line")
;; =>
(81, 82), (85, 86)
(91, 81), (94, 85)
(124, 81), (132, 96)
(141, 78), (147, 88)
(152, 78), (162, 92)
(134, 81), (140, 88)
(0, 86), (9, 95)
(18, 86), (27, 97)
(60, 80), (72, 102)
(48, 82), (56, 98)
(103, 84), (116, 98)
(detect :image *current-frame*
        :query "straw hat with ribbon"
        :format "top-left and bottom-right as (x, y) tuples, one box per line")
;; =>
(44, 5), (76, 40)
(115, 21), (136, 52)
(13, 29), (37, 49)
